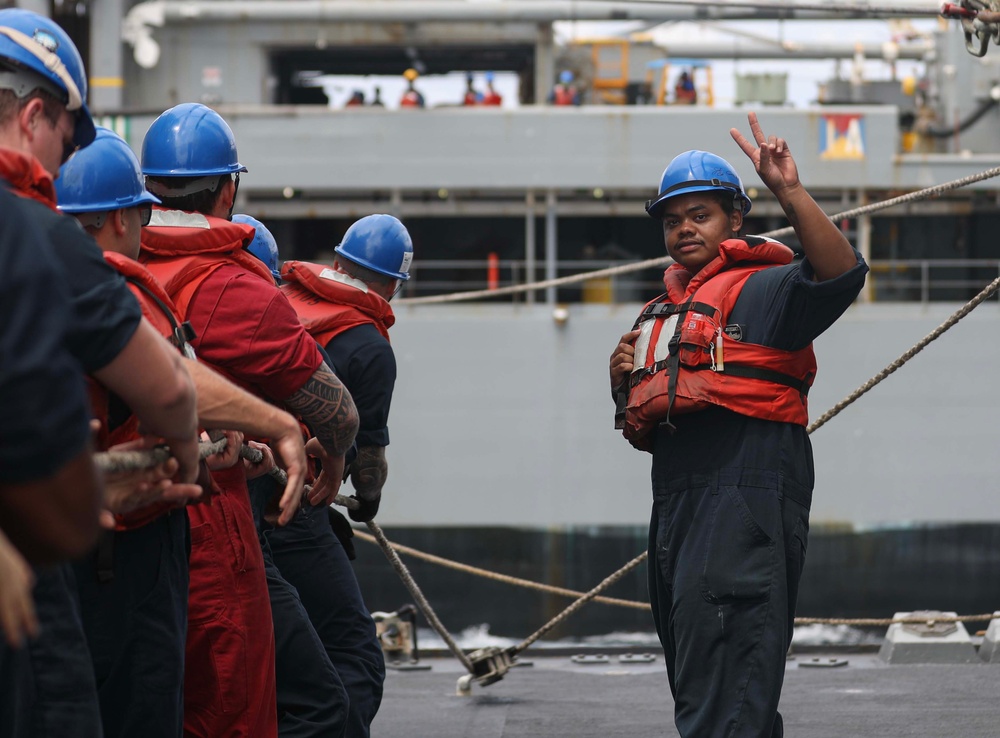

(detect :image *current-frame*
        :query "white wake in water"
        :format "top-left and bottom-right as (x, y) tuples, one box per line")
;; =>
(416, 623), (880, 651)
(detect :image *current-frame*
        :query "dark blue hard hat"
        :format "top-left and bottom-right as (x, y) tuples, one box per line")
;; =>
(645, 150), (752, 219)
(141, 103), (247, 177)
(232, 213), (281, 282)
(335, 214), (413, 281)
(0, 9), (95, 148)
(56, 127), (160, 214)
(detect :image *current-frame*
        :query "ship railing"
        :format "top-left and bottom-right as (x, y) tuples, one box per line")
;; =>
(397, 257), (1000, 306)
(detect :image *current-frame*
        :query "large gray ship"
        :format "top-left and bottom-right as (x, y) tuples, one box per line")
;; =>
(43, 0), (1000, 637)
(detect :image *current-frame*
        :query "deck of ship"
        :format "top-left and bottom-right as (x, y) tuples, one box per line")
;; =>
(372, 649), (1000, 737)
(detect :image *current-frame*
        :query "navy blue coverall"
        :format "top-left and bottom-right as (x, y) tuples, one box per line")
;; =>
(0, 187), (147, 738)
(0, 186), (95, 738)
(257, 322), (390, 738)
(646, 250), (867, 738)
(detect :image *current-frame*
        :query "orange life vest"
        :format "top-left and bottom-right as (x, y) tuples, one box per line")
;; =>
(616, 237), (817, 452)
(139, 207), (273, 320)
(280, 261), (394, 347)
(90, 251), (197, 530)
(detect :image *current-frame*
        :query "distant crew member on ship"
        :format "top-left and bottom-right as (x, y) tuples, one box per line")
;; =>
(550, 70), (581, 106)
(400, 67), (426, 108)
(56, 127), (310, 738)
(278, 213), (413, 737)
(463, 72), (481, 105)
(609, 112), (868, 738)
(482, 71), (503, 106)
(140, 102), (359, 738)
(674, 69), (697, 105)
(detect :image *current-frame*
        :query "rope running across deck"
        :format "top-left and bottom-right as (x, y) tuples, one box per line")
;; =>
(352, 530), (997, 627)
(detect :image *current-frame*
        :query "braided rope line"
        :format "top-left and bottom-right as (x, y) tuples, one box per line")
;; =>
(513, 552), (649, 653)
(239, 444), (359, 511)
(366, 520), (474, 671)
(93, 437), (228, 474)
(397, 166), (1000, 307)
(354, 531), (997, 628)
(352, 529), (650, 610)
(808, 273), (1000, 433)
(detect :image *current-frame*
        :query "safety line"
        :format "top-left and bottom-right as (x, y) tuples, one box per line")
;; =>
(352, 530), (650, 609)
(571, 0), (944, 18)
(808, 273), (1000, 433)
(353, 530), (997, 627)
(365, 520), (475, 671)
(93, 436), (228, 474)
(397, 165), (1000, 306)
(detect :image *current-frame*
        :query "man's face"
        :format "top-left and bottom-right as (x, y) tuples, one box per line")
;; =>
(661, 192), (742, 274)
(35, 106), (75, 179)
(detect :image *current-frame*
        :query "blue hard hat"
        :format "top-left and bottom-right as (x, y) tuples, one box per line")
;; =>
(559, 70), (573, 84)
(645, 150), (752, 219)
(335, 214), (413, 281)
(56, 127), (160, 214)
(485, 71), (495, 82)
(141, 103), (247, 177)
(232, 214), (281, 282)
(0, 9), (95, 148)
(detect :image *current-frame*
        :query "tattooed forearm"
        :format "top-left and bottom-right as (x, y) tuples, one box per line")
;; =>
(285, 362), (359, 455)
(350, 446), (388, 501)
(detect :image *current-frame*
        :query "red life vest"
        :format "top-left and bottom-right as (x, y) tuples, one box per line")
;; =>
(0, 147), (58, 210)
(617, 237), (817, 452)
(552, 85), (576, 106)
(139, 207), (273, 320)
(90, 251), (196, 530)
(280, 261), (394, 347)
(400, 90), (423, 108)
(482, 90), (502, 106)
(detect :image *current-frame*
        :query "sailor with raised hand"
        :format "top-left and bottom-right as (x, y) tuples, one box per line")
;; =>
(0, 10), (203, 736)
(610, 111), (868, 737)
(55, 127), (311, 738)
(139, 103), (359, 738)
(278, 213), (415, 736)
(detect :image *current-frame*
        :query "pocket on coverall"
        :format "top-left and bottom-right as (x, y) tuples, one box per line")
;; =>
(700, 482), (780, 604)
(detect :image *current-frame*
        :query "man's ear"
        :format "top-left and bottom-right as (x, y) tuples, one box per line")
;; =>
(730, 208), (744, 235)
(218, 178), (236, 216)
(18, 97), (45, 141)
(113, 209), (128, 236)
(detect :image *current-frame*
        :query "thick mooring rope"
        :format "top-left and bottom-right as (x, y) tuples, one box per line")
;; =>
(397, 165), (1000, 306)
(365, 520), (475, 671)
(93, 437), (228, 474)
(352, 530), (650, 610)
(808, 273), (1000, 433)
(352, 530), (997, 628)
(513, 552), (649, 653)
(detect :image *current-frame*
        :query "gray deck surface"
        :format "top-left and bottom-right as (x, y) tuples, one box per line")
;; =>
(372, 652), (1000, 737)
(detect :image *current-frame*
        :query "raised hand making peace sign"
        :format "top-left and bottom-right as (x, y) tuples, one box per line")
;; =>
(730, 111), (801, 197)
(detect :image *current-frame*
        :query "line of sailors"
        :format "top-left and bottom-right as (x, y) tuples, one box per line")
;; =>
(0, 9), (411, 738)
